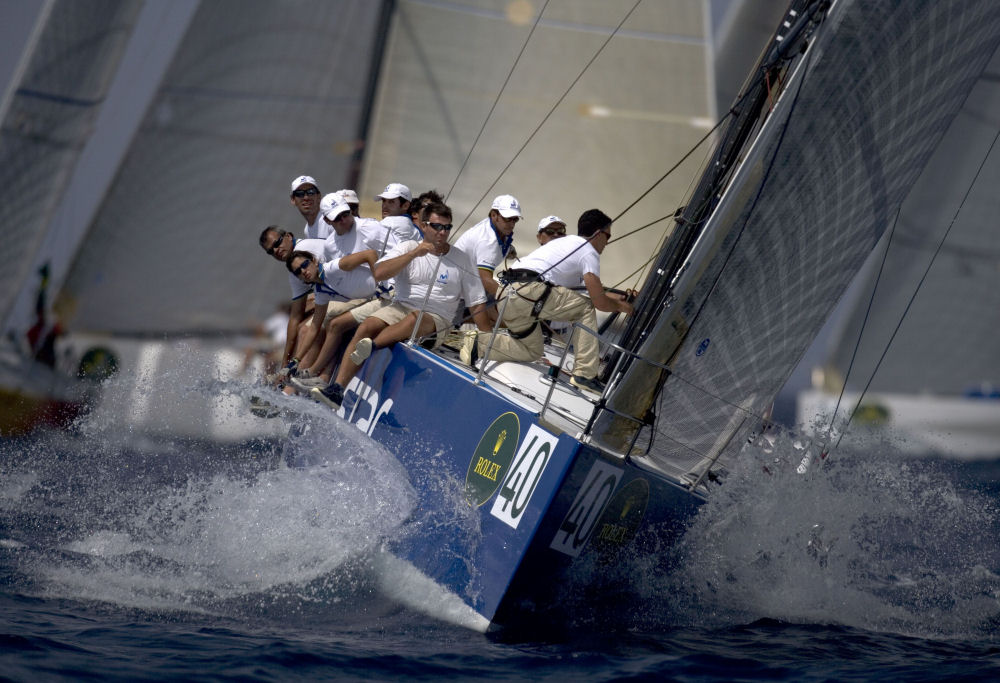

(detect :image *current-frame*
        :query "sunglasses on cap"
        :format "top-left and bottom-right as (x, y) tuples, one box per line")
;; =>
(293, 258), (312, 277)
(426, 222), (453, 232)
(291, 187), (319, 199)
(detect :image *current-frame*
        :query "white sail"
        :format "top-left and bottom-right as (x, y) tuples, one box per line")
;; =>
(593, 0), (1000, 479)
(58, 0), (385, 335)
(359, 0), (718, 287)
(0, 0), (142, 330)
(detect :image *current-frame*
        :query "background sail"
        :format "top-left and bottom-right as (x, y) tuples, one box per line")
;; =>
(594, 0), (1000, 480)
(817, 46), (1000, 398)
(359, 0), (717, 288)
(0, 0), (142, 330)
(58, 0), (384, 335)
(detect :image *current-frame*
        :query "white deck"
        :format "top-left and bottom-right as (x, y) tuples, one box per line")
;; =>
(429, 336), (605, 443)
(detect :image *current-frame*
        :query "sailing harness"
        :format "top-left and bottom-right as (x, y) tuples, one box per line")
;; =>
(496, 268), (554, 339)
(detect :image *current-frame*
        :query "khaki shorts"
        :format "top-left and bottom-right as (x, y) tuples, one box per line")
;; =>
(372, 302), (450, 346)
(322, 298), (372, 324)
(348, 298), (389, 323)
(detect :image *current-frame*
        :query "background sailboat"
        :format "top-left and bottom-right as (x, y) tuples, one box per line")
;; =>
(0, 0), (142, 435)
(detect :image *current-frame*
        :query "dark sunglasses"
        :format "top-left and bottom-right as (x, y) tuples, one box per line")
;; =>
(266, 233), (285, 255)
(293, 258), (312, 276)
(541, 228), (565, 237)
(426, 222), (453, 232)
(291, 187), (319, 199)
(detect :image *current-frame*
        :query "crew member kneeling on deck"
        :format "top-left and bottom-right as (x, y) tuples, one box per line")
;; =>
(461, 209), (634, 396)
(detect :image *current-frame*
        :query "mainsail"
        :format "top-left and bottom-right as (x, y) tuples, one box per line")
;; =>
(593, 0), (1000, 481)
(359, 0), (717, 287)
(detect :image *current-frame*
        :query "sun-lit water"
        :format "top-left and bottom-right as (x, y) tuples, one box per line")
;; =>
(2, 372), (999, 680)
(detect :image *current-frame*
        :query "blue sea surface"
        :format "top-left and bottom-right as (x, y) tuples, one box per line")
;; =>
(2, 378), (1000, 681)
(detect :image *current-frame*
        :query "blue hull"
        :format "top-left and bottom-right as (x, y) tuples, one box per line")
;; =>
(324, 343), (703, 628)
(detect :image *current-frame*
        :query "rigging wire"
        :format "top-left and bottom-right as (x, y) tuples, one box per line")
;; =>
(609, 112), (723, 291)
(610, 113), (732, 225)
(443, 0), (552, 204)
(828, 122), (1000, 455)
(823, 208), (900, 442)
(452, 0), (645, 232)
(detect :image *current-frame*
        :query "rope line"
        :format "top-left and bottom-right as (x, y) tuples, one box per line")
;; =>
(825, 209), (899, 439)
(452, 0), (644, 232)
(443, 0), (552, 203)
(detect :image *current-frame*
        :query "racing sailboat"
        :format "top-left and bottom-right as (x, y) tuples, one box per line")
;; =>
(307, 0), (1000, 629)
(0, 0), (143, 435)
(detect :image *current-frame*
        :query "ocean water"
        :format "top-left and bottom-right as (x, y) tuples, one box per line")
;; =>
(2, 375), (1000, 681)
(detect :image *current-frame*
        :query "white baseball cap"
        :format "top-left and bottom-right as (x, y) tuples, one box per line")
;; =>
(337, 188), (360, 204)
(320, 192), (351, 221)
(374, 183), (411, 201)
(491, 194), (522, 218)
(290, 175), (318, 193)
(537, 215), (566, 233)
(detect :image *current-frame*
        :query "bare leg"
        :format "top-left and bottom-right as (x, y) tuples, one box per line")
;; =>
(334, 317), (389, 388)
(306, 312), (359, 380)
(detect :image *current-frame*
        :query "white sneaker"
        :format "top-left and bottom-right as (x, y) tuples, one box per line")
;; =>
(290, 375), (326, 390)
(350, 337), (373, 365)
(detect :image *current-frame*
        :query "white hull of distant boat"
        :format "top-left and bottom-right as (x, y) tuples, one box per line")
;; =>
(61, 334), (287, 444)
(797, 389), (1000, 460)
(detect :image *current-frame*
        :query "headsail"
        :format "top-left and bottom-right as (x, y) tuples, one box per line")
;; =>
(592, 0), (1000, 482)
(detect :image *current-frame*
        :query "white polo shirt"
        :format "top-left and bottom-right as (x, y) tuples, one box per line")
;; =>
(313, 258), (376, 305)
(380, 241), (487, 320)
(381, 215), (423, 244)
(453, 217), (512, 274)
(303, 214), (329, 240)
(513, 235), (600, 289)
(287, 238), (332, 301)
(323, 219), (384, 257)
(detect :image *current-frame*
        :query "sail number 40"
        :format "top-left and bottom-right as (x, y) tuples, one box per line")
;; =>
(550, 460), (622, 557)
(490, 424), (556, 529)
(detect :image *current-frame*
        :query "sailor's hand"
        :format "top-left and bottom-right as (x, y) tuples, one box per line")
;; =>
(620, 300), (635, 316)
(414, 241), (438, 257)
